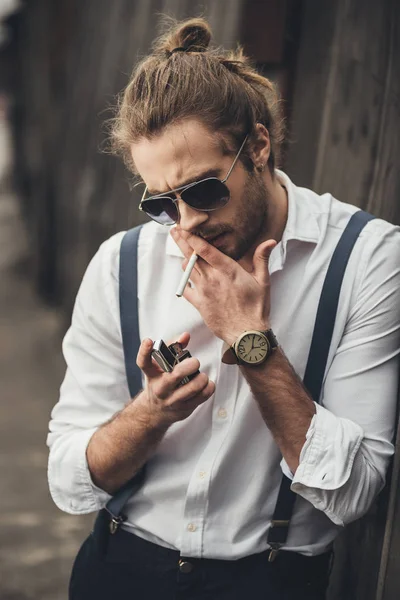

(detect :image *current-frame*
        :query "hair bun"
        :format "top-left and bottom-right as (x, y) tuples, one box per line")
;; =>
(157, 17), (212, 55)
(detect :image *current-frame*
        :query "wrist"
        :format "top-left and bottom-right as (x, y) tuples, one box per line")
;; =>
(223, 326), (277, 366)
(224, 322), (271, 347)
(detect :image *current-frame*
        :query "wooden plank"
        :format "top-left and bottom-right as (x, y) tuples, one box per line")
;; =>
(379, 406), (400, 600)
(239, 0), (287, 63)
(288, 1), (400, 598)
(284, 0), (338, 186)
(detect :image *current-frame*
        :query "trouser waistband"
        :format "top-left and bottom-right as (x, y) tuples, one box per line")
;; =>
(104, 525), (332, 583)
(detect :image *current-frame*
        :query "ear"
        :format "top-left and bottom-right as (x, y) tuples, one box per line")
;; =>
(249, 123), (271, 171)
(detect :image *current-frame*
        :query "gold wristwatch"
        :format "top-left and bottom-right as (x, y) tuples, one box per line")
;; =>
(228, 329), (278, 365)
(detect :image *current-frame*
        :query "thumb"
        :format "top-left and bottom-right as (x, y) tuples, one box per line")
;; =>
(167, 331), (191, 348)
(252, 240), (277, 285)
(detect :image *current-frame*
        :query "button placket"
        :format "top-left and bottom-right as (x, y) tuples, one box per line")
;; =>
(179, 348), (237, 557)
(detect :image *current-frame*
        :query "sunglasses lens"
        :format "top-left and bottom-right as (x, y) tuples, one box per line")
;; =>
(182, 179), (229, 211)
(141, 197), (178, 225)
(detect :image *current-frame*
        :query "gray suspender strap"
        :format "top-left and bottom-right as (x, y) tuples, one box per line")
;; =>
(267, 210), (376, 560)
(105, 225), (145, 529)
(119, 226), (144, 398)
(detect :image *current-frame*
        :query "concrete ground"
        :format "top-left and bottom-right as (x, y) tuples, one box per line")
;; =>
(0, 189), (92, 600)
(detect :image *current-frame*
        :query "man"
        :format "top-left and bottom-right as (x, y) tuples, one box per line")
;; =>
(47, 17), (400, 600)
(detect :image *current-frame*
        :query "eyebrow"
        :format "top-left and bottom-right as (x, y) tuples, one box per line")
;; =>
(147, 168), (223, 196)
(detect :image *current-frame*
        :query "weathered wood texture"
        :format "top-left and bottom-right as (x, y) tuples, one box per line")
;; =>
(11, 0), (244, 312)
(287, 1), (400, 599)
(287, 0), (400, 225)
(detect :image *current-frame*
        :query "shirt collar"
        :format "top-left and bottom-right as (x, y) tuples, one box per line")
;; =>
(165, 170), (320, 263)
(270, 170), (320, 272)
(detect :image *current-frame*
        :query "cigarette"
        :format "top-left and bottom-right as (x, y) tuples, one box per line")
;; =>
(176, 252), (198, 297)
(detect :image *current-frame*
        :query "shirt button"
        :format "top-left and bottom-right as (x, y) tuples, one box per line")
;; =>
(198, 471), (206, 479)
(187, 523), (197, 532)
(218, 408), (227, 419)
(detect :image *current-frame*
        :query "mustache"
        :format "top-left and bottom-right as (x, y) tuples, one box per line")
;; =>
(192, 226), (234, 240)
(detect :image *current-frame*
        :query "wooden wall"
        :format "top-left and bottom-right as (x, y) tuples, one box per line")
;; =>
(286, 1), (400, 599)
(286, 0), (400, 225)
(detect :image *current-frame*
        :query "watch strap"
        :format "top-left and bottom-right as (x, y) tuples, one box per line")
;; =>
(265, 329), (278, 350)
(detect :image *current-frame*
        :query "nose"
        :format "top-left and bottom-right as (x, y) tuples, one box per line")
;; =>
(176, 197), (209, 232)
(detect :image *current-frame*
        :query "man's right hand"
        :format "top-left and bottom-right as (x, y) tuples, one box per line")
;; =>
(87, 332), (215, 494)
(136, 332), (215, 427)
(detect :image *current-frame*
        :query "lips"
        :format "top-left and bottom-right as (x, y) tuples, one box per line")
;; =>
(208, 233), (226, 246)
(204, 232), (225, 243)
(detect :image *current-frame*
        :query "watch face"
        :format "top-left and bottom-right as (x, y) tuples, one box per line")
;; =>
(236, 332), (270, 364)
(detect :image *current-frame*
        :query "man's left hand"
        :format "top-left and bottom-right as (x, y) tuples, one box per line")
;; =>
(171, 228), (276, 346)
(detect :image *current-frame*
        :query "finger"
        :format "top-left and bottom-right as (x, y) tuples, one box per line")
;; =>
(167, 331), (190, 348)
(170, 228), (195, 260)
(252, 240), (277, 286)
(136, 338), (162, 377)
(181, 258), (201, 283)
(165, 380), (215, 421)
(169, 357), (201, 387)
(153, 357), (202, 398)
(181, 280), (199, 307)
(169, 373), (214, 405)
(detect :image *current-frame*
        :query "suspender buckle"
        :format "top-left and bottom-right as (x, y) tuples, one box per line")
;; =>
(268, 544), (281, 562)
(270, 519), (290, 528)
(109, 515), (124, 534)
(268, 520), (289, 562)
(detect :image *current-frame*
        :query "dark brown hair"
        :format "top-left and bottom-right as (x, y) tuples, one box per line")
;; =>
(110, 17), (285, 174)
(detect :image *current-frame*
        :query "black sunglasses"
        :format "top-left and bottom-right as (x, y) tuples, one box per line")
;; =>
(138, 135), (248, 226)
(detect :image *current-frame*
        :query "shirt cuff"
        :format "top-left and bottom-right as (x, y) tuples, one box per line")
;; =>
(291, 403), (364, 491)
(78, 428), (113, 508)
(48, 427), (112, 514)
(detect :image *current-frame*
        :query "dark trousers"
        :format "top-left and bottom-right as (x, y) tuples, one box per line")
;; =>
(69, 519), (332, 600)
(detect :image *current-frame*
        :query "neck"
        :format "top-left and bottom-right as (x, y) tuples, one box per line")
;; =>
(239, 173), (288, 272)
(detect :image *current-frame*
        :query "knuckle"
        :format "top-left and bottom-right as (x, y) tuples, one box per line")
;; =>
(191, 358), (201, 372)
(196, 372), (209, 388)
(184, 372), (205, 393)
(201, 245), (212, 260)
(196, 389), (211, 404)
(170, 369), (185, 386)
(194, 239), (211, 258)
(153, 380), (169, 400)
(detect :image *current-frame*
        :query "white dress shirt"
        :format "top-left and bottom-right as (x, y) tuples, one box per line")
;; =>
(47, 170), (400, 558)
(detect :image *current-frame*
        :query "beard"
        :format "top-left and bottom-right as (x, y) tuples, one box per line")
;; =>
(228, 170), (269, 260)
(195, 170), (268, 261)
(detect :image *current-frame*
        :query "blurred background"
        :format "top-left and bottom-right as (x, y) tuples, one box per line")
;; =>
(1, 0), (399, 598)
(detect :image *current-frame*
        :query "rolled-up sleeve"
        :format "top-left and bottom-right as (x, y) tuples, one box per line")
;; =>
(47, 232), (130, 515)
(287, 223), (400, 526)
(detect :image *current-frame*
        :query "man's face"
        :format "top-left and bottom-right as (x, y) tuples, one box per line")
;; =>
(131, 120), (269, 261)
